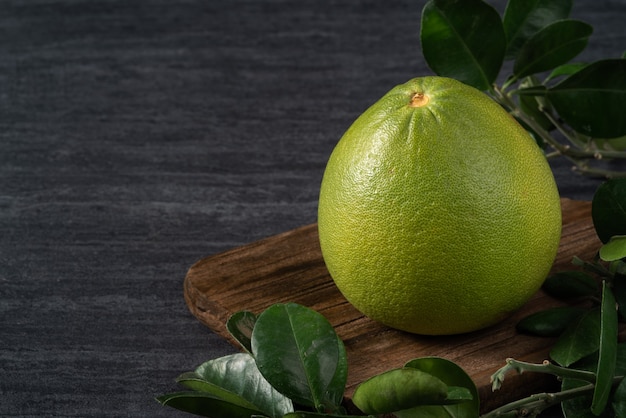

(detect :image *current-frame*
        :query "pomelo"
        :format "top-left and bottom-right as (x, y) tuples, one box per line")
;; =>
(318, 76), (562, 335)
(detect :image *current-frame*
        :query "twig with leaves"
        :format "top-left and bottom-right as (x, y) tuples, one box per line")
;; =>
(419, 0), (626, 178)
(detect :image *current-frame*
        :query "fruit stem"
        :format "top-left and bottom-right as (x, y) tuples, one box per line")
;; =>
(409, 92), (430, 107)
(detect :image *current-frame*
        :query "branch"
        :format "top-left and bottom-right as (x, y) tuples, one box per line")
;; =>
(486, 358), (625, 418)
(491, 358), (596, 392)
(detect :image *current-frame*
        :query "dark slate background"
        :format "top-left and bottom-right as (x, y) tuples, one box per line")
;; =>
(1, 1), (624, 416)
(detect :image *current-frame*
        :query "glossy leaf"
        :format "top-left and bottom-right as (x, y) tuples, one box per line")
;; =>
(502, 0), (573, 58)
(324, 337), (349, 409)
(156, 392), (265, 418)
(516, 306), (586, 337)
(176, 372), (260, 412)
(181, 353), (293, 417)
(402, 357), (479, 417)
(543, 271), (599, 299)
(420, 0), (505, 90)
(592, 178), (626, 243)
(352, 368), (448, 415)
(251, 303), (345, 411)
(550, 308), (601, 367)
(592, 283), (618, 415)
(546, 59), (626, 138)
(599, 236), (626, 262)
(227, 311), (257, 353)
(513, 20), (592, 79)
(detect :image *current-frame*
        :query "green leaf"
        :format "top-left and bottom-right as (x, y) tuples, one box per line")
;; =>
(561, 343), (626, 418)
(227, 311), (257, 353)
(615, 276), (626, 321)
(251, 303), (345, 411)
(352, 368), (449, 415)
(420, 0), (505, 91)
(393, 388), (474, 418)
(156, 391), (265, 418)
(561, 382), (608, 418)
(180, 353), (293, 418)
(546, 59), (626, 138)
(516, 306), (586, 337)
(444, 386), (474, 403)
(283, 413), (361, 418)
(550, 308), (601, 367)
(612, 377), (626, 417)
(403, 357), (479, 417)
(593, 135), (626, 153)
(542, 271), (600, 299)
(600, 236), (626, 262)
(545, 62), (588, 82)
(176, 372), (261, 412)
(518, 76), (555, 131)
(325, 337), (349, 409)
(592, 283), (619, 415)
(502, 0), (573, 59)
(513, 19), (592, 79)
(592, 179), (626, 243)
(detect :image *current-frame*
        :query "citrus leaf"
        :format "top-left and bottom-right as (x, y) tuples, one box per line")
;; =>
(403, 357), (479, 417)
(284, 413), (361, 418)
(444, 386), (474, 403)
(251, 303), (344, 411)
(513, 19), (592, 79)
(591, 283), (618, 415)
(352, 368), (448, 415)
(615, 277), (626, 321)
(612, 377), (626, 417)
(518, 76), (555, 131)
(592, 178), (626, 244)
(420, 0), (505, 91)
(182, 353), (293, 418)
(545, 62), (588, 82)
(593, 135), (626, 153)
(324, 337), (349, 409)
(502, 0), (573, 59)
(561, 381), (601, 418)
(561, 344), (626, 418)
(176, 372), (261, 412)
(156, 391), (265, 418)
(227, 311), (256, 353)
(546, 59), (626, 138)
(599, 236), (626, 262)
(542, 271), (599, 299)
(550, 308), (601, 367)
(393, 387), (474, 418)
(516, 306), (586, 337)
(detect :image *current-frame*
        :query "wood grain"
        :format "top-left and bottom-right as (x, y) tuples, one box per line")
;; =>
(184, 198), (622, 412)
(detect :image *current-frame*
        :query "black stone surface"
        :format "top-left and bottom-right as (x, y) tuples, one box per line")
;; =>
(1, 1), (624, 416)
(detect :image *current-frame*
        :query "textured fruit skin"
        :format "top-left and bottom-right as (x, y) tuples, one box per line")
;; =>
(318, 76), (562, 335)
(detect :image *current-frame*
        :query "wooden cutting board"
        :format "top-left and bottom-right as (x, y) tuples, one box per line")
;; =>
(184, 198), (623, 413)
